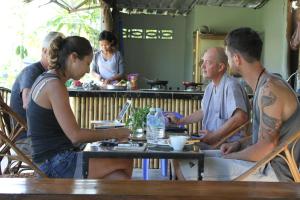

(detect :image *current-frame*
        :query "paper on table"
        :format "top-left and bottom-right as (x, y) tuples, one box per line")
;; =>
(113, 143), (146, 151)
(147, 139), (170, 146)
(92, 120), (125, 129)
(203, 150), (222, 157)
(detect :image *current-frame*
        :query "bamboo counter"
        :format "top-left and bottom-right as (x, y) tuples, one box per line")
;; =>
(68, 89), (203, 134)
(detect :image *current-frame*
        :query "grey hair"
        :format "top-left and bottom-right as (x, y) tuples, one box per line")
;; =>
(214, 47), (228, 66)
(42, 31), (64, 48)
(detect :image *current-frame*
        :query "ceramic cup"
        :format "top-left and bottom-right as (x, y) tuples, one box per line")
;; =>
(169, 136), (189, 151)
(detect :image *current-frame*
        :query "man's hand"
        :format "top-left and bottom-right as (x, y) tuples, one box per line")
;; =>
(220, 141), (240, 155)
(166, 113), (179, 124)
(199, 130), (219, 145)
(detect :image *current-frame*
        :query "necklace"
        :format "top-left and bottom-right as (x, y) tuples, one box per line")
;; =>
(254, 68), (265, 92)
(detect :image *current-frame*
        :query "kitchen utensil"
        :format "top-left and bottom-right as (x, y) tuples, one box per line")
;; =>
(103, 84), (127, 90)
(182, 81), (203, 87)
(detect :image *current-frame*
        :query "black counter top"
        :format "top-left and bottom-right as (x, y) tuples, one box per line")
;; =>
(68, 89), (204, 99)
(68, 88), (203, 94)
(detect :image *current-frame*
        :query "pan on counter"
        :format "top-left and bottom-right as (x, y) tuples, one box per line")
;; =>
(102, 84), (127, 90)
(182, 81), (204, 87)
(146, 80), (168, 86)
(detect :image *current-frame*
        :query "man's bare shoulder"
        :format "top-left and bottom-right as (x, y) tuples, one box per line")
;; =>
(259, 76), (297, 121)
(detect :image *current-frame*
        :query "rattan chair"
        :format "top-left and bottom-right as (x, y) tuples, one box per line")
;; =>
(234, 130), (300, 182)
(0, 98), (46, 177)
(0, 129), (46, 177)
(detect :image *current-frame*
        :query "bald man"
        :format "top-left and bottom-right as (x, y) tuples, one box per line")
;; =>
(170, 47), (250, 146)
(170, 47), (250, 180)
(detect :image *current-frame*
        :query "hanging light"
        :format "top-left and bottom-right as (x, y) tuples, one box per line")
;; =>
(292, 0), (300, 9)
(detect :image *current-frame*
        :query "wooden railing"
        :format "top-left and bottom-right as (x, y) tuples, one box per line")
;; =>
(0, 87), (11, 104)
(0, 178), (299, 199)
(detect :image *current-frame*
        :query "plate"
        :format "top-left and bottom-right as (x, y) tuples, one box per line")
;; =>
(102, 85), (127, 90)
(191, 133), (205, 139)
(148, 139), (170, 146)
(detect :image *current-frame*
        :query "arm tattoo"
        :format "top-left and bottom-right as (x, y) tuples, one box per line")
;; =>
(261, 92), (276, 107)
(259, 89), (281, 142)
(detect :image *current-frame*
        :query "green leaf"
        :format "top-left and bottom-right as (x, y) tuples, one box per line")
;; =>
(125, 106), (150, 132)
(16, 46), (20, 55)
(15, 45), (28, 59)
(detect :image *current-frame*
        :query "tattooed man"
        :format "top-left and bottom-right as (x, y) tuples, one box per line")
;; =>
(176, 27), (300, 182)
(223, 27), (300, 182)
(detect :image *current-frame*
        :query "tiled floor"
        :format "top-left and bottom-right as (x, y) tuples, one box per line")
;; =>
(132, 168), (170, 180)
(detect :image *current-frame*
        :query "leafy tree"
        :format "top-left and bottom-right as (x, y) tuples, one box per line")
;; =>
(46, 8), (102, 48)
(16, 45), (28, 59)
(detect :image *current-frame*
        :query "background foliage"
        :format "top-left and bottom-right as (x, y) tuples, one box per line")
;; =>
(0, 0), (102, 89)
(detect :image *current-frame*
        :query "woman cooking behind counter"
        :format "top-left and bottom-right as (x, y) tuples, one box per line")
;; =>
(91, 30), (124, 84)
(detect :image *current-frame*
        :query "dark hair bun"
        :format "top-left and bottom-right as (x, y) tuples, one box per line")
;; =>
(98, 30), (117, 47)
(48, 36), (65, 69)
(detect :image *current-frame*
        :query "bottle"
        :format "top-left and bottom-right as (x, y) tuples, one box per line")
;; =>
(155, 108), (166, 139)
(146, 108), (157, 143)
(126, 81), (131, 90)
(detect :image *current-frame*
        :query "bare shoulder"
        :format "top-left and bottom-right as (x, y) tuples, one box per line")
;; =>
(257, 77), (297, 142)
(32, 77), (68, 109)
(45, 79), (68, 99)
(257, 78), (282, 143)
(260, 77), (297, 119)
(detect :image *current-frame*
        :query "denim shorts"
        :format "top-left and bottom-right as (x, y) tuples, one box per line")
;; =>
(39, 151), (83, 178)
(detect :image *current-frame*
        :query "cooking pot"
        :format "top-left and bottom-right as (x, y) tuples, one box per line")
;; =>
(103, 84), (127, 90)
(146, 80), (168, 86)
(182, 81), (203, 87)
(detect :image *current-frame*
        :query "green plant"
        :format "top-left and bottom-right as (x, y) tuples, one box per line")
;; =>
(15, 45), (28, 59)
(46, 8), (101, 48)
(125, 106), (150, 132)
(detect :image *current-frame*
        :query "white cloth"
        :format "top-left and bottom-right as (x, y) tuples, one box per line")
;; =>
(179, 153), (279, 181)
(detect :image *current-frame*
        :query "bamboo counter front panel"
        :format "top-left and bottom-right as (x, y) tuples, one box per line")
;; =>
(68, 89), (203, 134)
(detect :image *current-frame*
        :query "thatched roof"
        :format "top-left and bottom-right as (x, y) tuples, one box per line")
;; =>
(24, 0), (269, 15)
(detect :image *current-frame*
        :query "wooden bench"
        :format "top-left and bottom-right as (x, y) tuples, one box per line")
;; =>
(0, 178), (299, 200)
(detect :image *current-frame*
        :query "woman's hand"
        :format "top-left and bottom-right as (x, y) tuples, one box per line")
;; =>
(113, 127), (131, 142)
(104, 79), (112, 85)
(220, 141), (240, 155)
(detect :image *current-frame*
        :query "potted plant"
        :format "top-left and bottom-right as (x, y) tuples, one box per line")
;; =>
(125, 106), (150, 137)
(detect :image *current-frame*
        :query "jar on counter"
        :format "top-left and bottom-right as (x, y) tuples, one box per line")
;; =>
(127, 73), (138, 90)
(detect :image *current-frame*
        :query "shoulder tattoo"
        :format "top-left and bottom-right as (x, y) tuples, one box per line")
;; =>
(259, 85), (282, 142)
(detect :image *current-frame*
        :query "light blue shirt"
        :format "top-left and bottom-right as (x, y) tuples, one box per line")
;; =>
(91, 51), (124, 80)
(202, 73), (250, 142)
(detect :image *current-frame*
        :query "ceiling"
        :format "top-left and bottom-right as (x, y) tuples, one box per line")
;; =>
(114, 0), (198, 16)
(24, 0), (270, 15)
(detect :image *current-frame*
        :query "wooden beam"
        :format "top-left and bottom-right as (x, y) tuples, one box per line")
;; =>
(0, 178), (300, 199)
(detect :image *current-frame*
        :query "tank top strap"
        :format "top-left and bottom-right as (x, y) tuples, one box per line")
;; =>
(31, 73), (59, 101)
